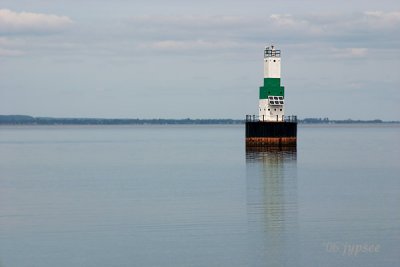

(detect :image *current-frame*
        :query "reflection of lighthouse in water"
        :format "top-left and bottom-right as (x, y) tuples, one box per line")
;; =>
(245, 148), (298, 266)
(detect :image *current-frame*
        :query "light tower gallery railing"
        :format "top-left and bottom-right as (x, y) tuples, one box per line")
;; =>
(246, 115), (297, 123)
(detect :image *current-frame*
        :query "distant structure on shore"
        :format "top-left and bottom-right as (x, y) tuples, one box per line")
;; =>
(245, 45), (297, 148)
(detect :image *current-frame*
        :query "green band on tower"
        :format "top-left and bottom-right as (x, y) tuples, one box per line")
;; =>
(259, 78), (285, 99)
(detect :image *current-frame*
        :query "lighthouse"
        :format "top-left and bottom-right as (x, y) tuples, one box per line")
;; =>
(246, 45), (297, 147)
(259, 45), (285, 122)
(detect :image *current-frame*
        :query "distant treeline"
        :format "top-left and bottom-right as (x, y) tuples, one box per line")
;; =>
(0, 115), (397, 125)
(301, 118), (389, 124)
(0, 115), (242, 125)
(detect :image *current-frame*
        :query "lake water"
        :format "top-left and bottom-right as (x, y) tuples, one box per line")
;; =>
(0, 124), (399, 267)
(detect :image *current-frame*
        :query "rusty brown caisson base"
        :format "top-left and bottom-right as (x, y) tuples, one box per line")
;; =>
(246, 137), (297, 147)
(245, 117), (297, 148)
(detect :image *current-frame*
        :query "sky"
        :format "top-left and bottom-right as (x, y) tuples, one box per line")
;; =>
(0, 0), (399, 120)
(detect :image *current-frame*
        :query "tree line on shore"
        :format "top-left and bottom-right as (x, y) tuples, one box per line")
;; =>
(0, 115), (241, 125)
(0, 115), (393, 125)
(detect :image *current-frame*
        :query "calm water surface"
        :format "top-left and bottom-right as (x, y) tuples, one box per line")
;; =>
(0, 124), (399, 266)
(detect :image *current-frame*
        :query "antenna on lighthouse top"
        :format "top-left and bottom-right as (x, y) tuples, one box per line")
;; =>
(264, 44), (281, 58)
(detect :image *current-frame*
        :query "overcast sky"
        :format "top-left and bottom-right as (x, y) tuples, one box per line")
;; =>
(0, 0), (399, 120)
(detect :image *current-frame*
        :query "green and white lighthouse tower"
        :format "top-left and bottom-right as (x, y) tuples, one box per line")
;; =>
(259, 45), (285, 121)
(245, 44), (297, 148)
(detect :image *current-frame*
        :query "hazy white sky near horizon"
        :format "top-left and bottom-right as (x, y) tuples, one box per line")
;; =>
(0, 0), (399, 120)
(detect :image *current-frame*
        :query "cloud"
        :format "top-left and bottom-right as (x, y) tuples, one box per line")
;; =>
(331, 47), (368, 58)
(0, 47), (23, 56)
(142, 40), (243, 51)
(364, 11), (400, 30)
(109, 12), (393, 61)
(0, 9), (73, 57)
(0, 36), (24, 57)
(0, 9), (73, 34)
(125, 12), (400, 51)
(2, 10), (399, 60)
(124, 15), (255, 44)
(268, 11), (400, 40)
(128, 15), (250, 28)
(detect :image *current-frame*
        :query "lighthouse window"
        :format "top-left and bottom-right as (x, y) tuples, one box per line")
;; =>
(274, 97), (278, 100)
(268, 109), (270, 111)
(279, 96), (283, 100)
(280, 109), (282, 111)
(274, 108), (277, 111)
(280, 101), (284, 104)
(273, 60), (276, 62)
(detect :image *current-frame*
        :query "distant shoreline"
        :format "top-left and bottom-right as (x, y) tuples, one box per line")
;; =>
(0, 115), (398, 125)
